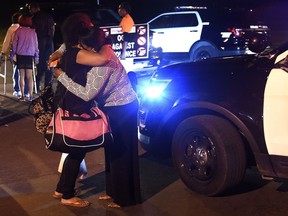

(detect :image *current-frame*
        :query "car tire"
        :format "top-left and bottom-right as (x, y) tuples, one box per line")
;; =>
(172, 115), (246, 196)
(190, 46), (216, 62)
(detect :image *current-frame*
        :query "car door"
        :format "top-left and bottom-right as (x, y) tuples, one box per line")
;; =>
(148, 12), (203, 53)
(263, 50), (288, 156)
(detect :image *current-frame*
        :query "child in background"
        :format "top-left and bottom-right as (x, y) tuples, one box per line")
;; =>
(11, 14), (39, 101)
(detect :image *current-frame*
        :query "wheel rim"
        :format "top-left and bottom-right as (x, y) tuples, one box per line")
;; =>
(180, 132), (216, 181)
(196, 51), (211, 61)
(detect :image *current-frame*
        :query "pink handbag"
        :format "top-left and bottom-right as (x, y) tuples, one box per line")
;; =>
(44, 106), (112, 153)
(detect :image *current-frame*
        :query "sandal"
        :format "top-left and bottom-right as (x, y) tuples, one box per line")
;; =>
(108, 202), (121, 208)
(52, 190), (81, 199)
(60, 197), (90, 208)
(98, 194), (112, 200)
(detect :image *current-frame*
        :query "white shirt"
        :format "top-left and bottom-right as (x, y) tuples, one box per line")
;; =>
(1, 23), (20, 54)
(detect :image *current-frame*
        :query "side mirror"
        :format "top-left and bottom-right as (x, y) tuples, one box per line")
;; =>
(248, 34), (268, 53)
(275, 55), (288, 72)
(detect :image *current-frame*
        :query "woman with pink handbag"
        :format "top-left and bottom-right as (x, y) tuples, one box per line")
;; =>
(49, 13), (113, 208)
(53, 26), (141, 208)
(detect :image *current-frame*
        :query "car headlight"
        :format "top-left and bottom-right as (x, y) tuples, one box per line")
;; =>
(144, 78), (171, 99)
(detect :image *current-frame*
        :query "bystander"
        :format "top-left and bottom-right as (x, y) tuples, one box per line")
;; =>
(29, 2), (55, 92)
(1, 12), (29, 97)
(118, 2), (134, 60)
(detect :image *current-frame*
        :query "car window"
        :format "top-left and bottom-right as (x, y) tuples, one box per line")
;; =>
(172, 14), (199, 27)
(149, 15), (173, 29)
(150, 13), (199, 29)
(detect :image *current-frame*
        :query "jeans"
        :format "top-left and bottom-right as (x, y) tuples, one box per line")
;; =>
(36, 37), (54, 91)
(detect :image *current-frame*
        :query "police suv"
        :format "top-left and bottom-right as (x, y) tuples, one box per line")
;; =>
(138, 36), (288, 196)
(148, 6), (271, 62)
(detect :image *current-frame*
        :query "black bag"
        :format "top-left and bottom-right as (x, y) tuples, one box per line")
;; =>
(28, 83), (54, 134)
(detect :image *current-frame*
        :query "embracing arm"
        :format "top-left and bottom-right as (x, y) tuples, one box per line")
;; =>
(48, 44), (112, 67)
(54, 67), (109, 101)
(48, 43), (66, 67)
(76, 45), (112, 66)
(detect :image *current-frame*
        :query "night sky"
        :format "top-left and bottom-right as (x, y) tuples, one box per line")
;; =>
(1, 0), (288, 30)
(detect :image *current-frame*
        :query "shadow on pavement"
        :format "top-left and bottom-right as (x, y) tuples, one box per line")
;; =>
(76, 151), (179, 203)
(0, 95), (30, 126)
(0, 187), (30, 216)
(139, 152), (179, 202)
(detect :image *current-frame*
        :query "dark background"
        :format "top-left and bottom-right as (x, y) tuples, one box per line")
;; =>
(1, 0), (288, 49)
(1, 0), (288, 30)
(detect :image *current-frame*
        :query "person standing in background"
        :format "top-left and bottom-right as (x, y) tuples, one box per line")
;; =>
(11, 14), (39, 102)
(1, 12), (29, 98)
(29, 2), (55, 92)
(118, 2), (134, 60)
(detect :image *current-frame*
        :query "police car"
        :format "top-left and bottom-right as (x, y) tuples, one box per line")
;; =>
(148, 6), (271, 62)
(138, 36), (288, 196)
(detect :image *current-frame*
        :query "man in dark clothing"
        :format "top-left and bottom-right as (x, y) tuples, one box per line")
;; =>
(29, 2), (55, 92)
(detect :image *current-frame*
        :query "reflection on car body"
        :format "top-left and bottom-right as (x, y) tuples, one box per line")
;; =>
(138, 38), (288, 196)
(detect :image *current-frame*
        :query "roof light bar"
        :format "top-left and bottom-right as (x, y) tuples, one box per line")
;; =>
(174, 6), (208, 11)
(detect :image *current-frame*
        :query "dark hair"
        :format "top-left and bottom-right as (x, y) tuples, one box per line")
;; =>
(18, 14), (33, 27)
(11, 13), (20, 24)
(78, 26), (106, 52)
(119, 2), (132, 14)
(29, 2), (40, 9)
(61, 13), (93, 48)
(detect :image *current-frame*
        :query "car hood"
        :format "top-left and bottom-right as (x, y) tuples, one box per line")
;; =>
(153, 54), (260, 79)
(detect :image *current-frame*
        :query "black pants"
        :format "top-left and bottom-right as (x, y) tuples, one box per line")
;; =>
(102, 99), (141, 206)
(56, 152), (86, 199)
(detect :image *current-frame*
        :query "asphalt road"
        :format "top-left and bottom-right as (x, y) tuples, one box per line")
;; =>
(1, 60), (288, 216)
